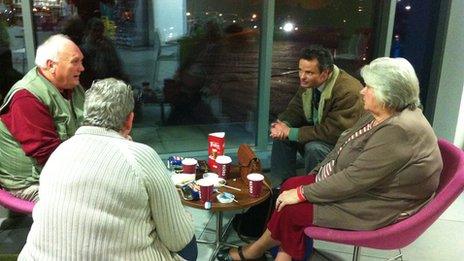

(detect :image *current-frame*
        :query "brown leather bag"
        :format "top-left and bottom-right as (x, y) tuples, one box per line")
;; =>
(237, 144), (262, 183)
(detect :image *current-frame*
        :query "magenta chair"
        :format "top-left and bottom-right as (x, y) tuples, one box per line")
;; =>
(304, 139), (464, 261)
(0, 187), (35, 214)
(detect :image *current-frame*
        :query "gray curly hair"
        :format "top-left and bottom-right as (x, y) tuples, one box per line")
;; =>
(83, 78), (134, 131)
(361, 57), (421, 111)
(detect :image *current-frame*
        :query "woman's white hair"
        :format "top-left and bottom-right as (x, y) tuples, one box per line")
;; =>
(34, 34), (72, 68)
(83, 78), (134, 131)
(360, 57), (421, 111)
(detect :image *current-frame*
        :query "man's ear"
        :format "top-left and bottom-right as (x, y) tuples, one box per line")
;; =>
(47, 60), (56, 73)
(122, 112), (134, 138)
(321, 69), (330, 81)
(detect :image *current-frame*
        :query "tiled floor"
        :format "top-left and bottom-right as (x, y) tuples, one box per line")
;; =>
(190, 192), (464, 261)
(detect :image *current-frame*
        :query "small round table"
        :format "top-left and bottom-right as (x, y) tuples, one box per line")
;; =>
(181, 177), (271, 261)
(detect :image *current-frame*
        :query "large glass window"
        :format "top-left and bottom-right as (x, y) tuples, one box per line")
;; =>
(26, 0), (262, 155)
(269, 0), (378, 122)
(1, 1), (26, 101)
(390, 0), (440, 115)
(15, 0), (385, 155)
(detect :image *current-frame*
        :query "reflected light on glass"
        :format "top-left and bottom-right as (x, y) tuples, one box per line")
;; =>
(405, 5), (411, 10)
(294, 27), (299, 31)
(282, 22), (294, 32)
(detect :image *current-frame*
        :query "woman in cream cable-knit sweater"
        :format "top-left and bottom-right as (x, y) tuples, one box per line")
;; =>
(19, 78), (196, 260)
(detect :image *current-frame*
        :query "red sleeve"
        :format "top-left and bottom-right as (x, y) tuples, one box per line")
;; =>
(1, 89), (61, 166)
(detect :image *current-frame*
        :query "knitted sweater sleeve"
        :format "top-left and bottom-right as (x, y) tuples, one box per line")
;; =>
(136, 145), (195, 252)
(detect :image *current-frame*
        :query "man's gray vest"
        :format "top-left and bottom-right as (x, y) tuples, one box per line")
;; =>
(0, 67), (84, 189)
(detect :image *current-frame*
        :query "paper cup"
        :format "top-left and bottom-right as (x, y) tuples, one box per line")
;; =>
(215, 155), (232, 179)
(247, 173), (264, 198)
(182, 158), (197, 174)
(197, 178), (214, 203)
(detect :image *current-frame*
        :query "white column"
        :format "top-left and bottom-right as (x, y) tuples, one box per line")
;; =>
(432, 0), (464, 148)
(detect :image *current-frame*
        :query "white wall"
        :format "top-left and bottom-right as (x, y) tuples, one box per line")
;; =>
(432, 0), (464, 148)
(455, 84), (464, 148)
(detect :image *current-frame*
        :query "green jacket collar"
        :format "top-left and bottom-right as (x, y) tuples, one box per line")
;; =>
(302, 65), (340, 123)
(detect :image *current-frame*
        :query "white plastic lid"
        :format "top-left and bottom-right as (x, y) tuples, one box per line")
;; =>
(209, 132), (225, 138)
(215, 155), (232, 164)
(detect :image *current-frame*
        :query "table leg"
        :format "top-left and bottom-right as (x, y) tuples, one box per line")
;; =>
(209, 212), (223, 261)
(195, 211), (239, 261)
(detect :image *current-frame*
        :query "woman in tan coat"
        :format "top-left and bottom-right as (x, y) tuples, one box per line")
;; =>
(218, 57), (443, 261)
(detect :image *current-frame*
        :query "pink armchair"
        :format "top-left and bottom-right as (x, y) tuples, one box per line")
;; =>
(0, 188), (35, 214)
(304, 138), (464, 261)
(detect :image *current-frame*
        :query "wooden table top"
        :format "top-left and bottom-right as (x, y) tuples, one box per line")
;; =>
(180, 176), (272, 212)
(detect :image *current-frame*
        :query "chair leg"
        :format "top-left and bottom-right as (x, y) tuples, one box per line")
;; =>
(352, 246), (360, 261)
(386, 249), (403, 261)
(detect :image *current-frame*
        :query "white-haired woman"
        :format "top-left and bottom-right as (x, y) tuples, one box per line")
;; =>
(218, 57), (443, 261)
(19, 78), (197, 260)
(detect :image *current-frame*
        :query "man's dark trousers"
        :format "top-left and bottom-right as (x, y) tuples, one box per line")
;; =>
(271, 139), (333, 179)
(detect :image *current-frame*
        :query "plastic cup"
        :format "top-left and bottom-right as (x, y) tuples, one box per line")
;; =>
(215, 155), (232, 179)
(182, 158), (197, 174)
(247, 173), (264, 198)
(196, 178), (214, 203)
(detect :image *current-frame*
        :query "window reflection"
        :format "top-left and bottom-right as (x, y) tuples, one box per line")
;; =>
(0, 2), (25, 101)
(11, 0), (379, 155)
(24, 0), (261, 154)
(270, 0), (377, 122)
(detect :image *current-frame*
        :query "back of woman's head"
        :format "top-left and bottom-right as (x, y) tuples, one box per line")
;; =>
(83, 78), (134, 131)
(361, 57), (421, 111)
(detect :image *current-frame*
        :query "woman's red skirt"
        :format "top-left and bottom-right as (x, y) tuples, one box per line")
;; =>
(267, 175), (316, 260)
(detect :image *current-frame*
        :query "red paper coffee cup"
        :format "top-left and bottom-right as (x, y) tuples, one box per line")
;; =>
(182, 158), (197, 174)
(247, 173), (264, 198)
(215, 155), (232, 179)
(197, 178), (214, 203)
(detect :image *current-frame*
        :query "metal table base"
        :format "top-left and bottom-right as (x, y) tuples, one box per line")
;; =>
(197, 212), (239, 261)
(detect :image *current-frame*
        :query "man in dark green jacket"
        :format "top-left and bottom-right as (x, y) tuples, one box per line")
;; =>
(270, 47), (363, 179)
